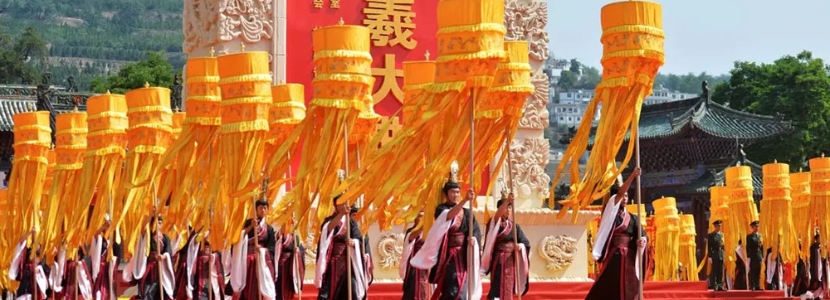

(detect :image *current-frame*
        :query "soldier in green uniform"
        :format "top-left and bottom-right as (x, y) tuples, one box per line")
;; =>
(708, 220), (726, 291)
(745, 220), (764, 291)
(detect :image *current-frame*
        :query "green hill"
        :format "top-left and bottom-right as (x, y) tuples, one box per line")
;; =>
(0, 0), (185, 89)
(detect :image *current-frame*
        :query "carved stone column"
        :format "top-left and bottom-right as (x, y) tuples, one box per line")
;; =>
(496, 0), (551, 210)
(181, 0), (287, 109)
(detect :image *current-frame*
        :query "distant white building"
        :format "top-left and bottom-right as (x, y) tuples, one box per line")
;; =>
(643, 86), (698, 105)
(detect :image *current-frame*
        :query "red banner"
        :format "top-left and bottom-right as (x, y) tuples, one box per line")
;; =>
(286, 0), (439, 116)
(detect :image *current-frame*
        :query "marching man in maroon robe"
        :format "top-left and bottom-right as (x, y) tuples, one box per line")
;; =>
(173, 227), (196, 299)
(123, 213), (175, 300)
(273, 223), (305, 300)
(50, 246), (93, 300)
(10, 230), (50, 300)
(481, 192), (530, 300)
(230, 199), (277, 300)
(585, 168), (646, 300)
(315, 197), (368, 300)
(410, 164), (482, 300)
(91, 218), (115, 300)
(400, 211), (429, 300)
(181, 230), (225, 300)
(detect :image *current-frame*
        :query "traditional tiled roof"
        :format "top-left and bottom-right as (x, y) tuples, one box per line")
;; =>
(0, 99), (87, 131)
(0, 99), (37, 131)
(676, 159), (764, 195)
(588, 97), (793, 145)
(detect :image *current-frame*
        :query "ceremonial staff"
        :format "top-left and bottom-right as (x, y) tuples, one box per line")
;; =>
(153, 181), (164, 300)
(467, 94), (475, 300)
(343, 123), (353, 300)
(635, 126), (644, 300)
(505, 138), (521, 300)
(253, 175), (268, 300)
(287, 152), (303, 300)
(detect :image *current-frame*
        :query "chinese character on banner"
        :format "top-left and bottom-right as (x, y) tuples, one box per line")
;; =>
(371, 54), (404, 104)
(363, 0), (418, 50)
(331, 0), (339, 8)
(313, 0), (324, 8)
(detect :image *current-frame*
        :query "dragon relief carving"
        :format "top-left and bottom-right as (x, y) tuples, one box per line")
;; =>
(218, 0), (274, 43)
(377, 233), (404, 269)
(510, 138), (551, 201)
(303, 233), (317, 267)
(503, 0), (550, 62)
(519, 70), (550, 130)
(538, 235), (578, 271)
(183, 0), (222, 53)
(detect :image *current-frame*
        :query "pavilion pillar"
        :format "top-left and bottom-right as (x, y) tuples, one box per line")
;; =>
(494, 0), (552, 210)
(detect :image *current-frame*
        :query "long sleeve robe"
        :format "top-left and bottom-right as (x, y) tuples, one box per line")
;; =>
(274, 233), (305, 300)
(9, 241), (50, 300)
(315, 216), (367, 300)
(410, 203), (482, 300)
(400, 227), (428, 300)
(122, 232), (175, 300)
(230, 218), (277, 300)
(585, 197), (647, 300)
(481, 217), (530, 300)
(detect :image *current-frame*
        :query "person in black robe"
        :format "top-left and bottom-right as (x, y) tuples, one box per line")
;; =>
(315, 199), (366, 300)
(274, 224), (306, 300)
(482, 193), (530, 300)
(585, 167), (647, 300)
(809, 232), (825, 296)
(125, 214), (173, 300)
(413, 183), (482, 300)
(10, 230), (50, 300)
(350, 206), (374, 287)
(401, 211), (428, 300)
(173, 227), (195, 299)
(189, 232), (225, 300)
(734, 240), (748, 290)
(792, 241), (810, 297)
(765, 248), (781, 290)
(234, 199), (278, 300)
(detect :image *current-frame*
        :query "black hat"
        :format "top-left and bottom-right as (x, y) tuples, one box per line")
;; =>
(750, 220), (759, 227)
(255, 200), (268, 208)
(350, 205), (359, 214)
(713, 220), (723, 226)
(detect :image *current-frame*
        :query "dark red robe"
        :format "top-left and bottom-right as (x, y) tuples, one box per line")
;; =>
(585, 205), (646, 300)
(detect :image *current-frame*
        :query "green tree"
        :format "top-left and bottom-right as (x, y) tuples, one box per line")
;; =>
(0, 26), (43, 84)
(569, 58), (581, 75)
(711, 51), (830, 168)
(576, 66), (601, 89)
(558, 70), (577, 90)
(91, 51), (175, 94)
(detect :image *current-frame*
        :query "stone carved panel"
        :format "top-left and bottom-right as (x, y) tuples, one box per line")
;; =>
(538, 235), (578, 271)
(519, 70), (550, 130)
(184, 0), (274, 53)
(219, 0), (274, 43)
(377, 233), (404, 269)
(303, 233), (317, 267)
(510, 138), (551, 201)
(503, 0), (550, 62)
(183, 0), (222, 53)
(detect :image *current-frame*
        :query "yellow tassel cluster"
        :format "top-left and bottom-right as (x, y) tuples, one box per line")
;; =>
(679, 214), (698, 281)
(652, 196), (680, 280)
(551, 1), (664, 221)
(725, 165), (759, 278)
(40, 110), (87, 262)
(791, 170), (811, 259)
(760, 161), (798, 264)
(809, 156), (830, 257)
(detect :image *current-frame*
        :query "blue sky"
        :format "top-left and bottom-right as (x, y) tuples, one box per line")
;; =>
(545, 0), (830, 75)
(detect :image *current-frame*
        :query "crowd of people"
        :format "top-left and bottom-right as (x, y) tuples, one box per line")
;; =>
(707, 218), (828, 299)
(5, 170), (538, 300)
